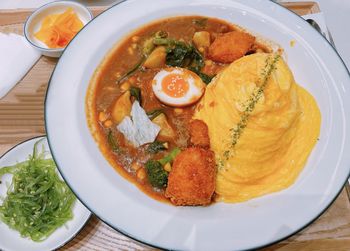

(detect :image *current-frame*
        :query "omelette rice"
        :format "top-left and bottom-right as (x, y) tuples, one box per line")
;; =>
(194, 53), (321, 203)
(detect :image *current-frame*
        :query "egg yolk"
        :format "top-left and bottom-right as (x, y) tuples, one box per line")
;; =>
(161, 74), (189, 98)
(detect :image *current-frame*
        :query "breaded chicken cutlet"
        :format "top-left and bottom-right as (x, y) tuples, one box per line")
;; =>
(165, 119), (215, 206)
(165, 147), (216, 206)
(208, 30), (255, 63)
(189, 119), (210, 148)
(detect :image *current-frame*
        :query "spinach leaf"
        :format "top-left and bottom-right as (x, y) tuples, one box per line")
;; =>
(116, 57), (145, 84)
(107, 130), (121, 153)
(130, 86), (142, 104)
(147, 141), (167, 154)
(146, 109), (164, 120)
(192, 18), (208, 28)
(165, 42), (214, 84)
(166, 42), (190, 67)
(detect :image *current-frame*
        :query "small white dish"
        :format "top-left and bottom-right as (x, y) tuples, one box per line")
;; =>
(0, 136), (91, 251)
(24, 1), (93, 58)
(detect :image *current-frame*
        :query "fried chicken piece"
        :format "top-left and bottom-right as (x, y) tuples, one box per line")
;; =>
(208, 31), (255, 63)
(165, 147), (215, 206)
(189, 119), (210, 148)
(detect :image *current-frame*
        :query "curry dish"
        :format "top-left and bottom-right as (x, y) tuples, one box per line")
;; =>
(86, 16), (321, 206)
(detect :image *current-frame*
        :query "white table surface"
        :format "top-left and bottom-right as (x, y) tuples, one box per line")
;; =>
(0, 0), (349, 70)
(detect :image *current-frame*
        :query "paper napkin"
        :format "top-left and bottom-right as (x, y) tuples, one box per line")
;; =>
(0, 33), (41, 99)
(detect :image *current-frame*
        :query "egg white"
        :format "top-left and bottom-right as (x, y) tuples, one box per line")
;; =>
(152, 68), (205, 107)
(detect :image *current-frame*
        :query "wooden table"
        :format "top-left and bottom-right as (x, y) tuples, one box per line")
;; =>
(1, 2), (350, 250)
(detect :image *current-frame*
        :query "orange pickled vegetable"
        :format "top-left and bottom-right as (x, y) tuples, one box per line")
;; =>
(34, 8), (83, 48)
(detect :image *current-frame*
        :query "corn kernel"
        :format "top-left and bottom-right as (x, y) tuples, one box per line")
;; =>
(163, 142), (169, 149)
(137, 168), (146, 180)
(128, 47), (134, 55)
(164, 163), (172, 172)
(115, 72), (121, 79)
(120, 82), (130, 91)
(104, 120), (113, 128)
(205, 60), (213, 66)
(131, 162), (141, 171)
(131, 36), (140, 42)
(174, 108), (183, 114)
(99, 112), (108, 122)
(199, 47), (205, 53)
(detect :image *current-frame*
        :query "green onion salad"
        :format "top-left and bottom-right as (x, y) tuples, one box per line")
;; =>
(0, 139), (76, 242)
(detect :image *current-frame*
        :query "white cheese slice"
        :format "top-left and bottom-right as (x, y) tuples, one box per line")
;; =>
(117, 101), (160, 147)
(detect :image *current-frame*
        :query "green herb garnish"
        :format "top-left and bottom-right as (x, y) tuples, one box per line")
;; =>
(0, 140), (76, 242)
(221, 54), (280, 164)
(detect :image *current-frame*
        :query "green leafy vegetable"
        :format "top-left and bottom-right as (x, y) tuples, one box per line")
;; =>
(146, 109), (164, 120)
(143, 31), (168, 56)
(116, 57), (145, 84)
(147, 141), (167, 154)
(145, 160), (168, 188)
(154, 30), (168, 39)
(107, 130), (121, 153)
(0, 140), (76, 242)
(164, 41), (215, 84)
(188, 67), (214, 85)
(158, 147), (181, 166)
(129, 86), (142, 104)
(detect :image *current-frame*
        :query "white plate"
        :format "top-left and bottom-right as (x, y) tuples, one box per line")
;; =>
(0, 136), (91, 251)
(45, 0), (350, 250)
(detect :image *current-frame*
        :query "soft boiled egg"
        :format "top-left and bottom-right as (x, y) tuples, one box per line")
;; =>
(152, 67), (206, 107)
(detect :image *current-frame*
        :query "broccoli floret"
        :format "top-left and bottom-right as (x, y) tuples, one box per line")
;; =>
(145, 160), (168, 188)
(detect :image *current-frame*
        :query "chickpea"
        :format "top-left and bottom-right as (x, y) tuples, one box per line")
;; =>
(131, 36), (140, 42)
(98, 112), (108, 122)
(104, 120), (113, 128)
(164, 163), (172, 172)
(137, 168), (146, 180)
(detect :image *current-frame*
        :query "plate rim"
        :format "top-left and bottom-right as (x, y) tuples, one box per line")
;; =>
(0, 135), (92, 251)
(43, 0), (350, 250)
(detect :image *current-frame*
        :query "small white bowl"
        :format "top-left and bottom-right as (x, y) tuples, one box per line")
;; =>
(24, 1), (93, 58)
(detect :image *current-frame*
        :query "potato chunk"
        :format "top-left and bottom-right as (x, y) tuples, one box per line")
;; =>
(111, 91), (132, 124)
(152, 113), (175, 140)
(143, 46), (166, 69)
(208, 31), (255, 63)
(165, 147), (216, 206)
(192, 31), (211, 49)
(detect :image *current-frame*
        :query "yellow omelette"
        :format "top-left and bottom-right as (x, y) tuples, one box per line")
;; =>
(194, 53), (321, 203)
